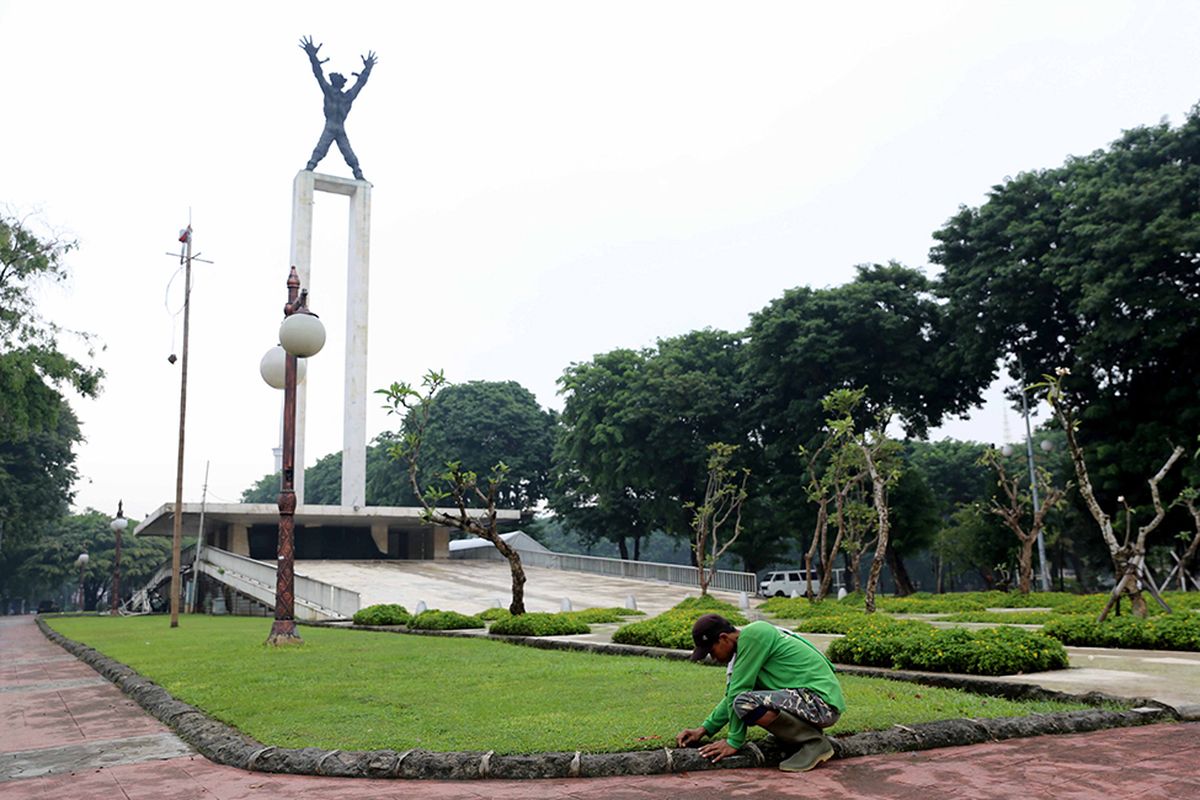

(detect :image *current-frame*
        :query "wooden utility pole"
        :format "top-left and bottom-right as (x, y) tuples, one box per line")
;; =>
(165, 223), (212, 628)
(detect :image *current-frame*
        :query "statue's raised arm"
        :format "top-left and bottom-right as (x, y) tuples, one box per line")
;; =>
(300, 35), (331, 93)
(346, 51), (377, 102)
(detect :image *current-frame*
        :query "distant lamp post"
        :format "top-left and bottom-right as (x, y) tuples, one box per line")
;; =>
(110, 502), (128, 614)
(261, 267), (325, 646)
(75, 552), (90, 611)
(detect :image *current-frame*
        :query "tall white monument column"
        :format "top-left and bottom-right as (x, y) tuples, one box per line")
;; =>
(288, 170), (371, 507)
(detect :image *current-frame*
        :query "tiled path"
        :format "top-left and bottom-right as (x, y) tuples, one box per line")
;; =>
(3, 615), (1198, 799)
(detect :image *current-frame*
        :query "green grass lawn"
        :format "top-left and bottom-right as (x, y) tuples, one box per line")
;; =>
(46, 616), (1104, 755)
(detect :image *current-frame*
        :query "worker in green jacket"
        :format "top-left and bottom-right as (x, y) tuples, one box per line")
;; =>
(675, 614), (846, 772)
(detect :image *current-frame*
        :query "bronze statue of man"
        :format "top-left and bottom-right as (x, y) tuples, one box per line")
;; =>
(300, 36), (376, 181)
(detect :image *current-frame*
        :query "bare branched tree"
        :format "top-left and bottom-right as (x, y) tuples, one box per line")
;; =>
(687, 442), (749, 596)
(1041, 369), (1183, 619)
(378, 370), (528, 615)
(982, 448), (1066, 594)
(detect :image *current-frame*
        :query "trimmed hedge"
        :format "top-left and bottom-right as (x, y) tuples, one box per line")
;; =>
(760, 597), (864, 618)
(352, 603), (411, 626)
(408, 610), (486, 630)
(612, 596), (749, 650)
(566, 607), (644, 623)
(827, 619), (1070, 675)
(1043, 613), (1200, 651)
(939, 610), (1057, 625)
(488, 612), (591, 636)
(477, 607), (512, 621)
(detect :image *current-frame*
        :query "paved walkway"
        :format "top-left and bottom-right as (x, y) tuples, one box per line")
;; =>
(4, 614), (1199, 799)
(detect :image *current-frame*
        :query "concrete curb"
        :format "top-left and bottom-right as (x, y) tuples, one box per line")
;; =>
(37, 618), (1181, 781)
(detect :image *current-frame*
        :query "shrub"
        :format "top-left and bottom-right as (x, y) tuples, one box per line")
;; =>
(489, 612), (591, 636)
(408, 610), (486, 630)
(612, 596), (749, 650)
(823, 618), (935, 666)
(827, 621), (1069, 675)
(477, 607), (512, 621)
(565, 607), (644, 624)
(352, 603), (411, 626)
(760, 597), (863, 618)
(671, 595), (748, 619)
(1043, 614), (1200, 651)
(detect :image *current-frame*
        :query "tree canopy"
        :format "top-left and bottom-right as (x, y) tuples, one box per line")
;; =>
(933, 107), (1200, 496)
(0, 213), (98, 556)
(244, 381), (554, 511)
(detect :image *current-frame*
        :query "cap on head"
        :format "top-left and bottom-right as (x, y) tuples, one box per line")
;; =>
(690, 613), (736, 661)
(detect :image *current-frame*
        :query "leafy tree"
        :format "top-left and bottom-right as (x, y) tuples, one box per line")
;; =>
(553, 330), (758, 562)
(885, 464), (941, 595)
(902, 439), (994, 521)
(687, 442), (749, 595)
(744, 262), (982, 449)
(933, 107), (1200, 499)
(981, 448), (1067, 594)
(4, 510), (171, 610)
(0, 213), (100, 559)
(405, 381), (555, 510)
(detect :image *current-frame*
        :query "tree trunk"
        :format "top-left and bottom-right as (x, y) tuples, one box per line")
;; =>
(848, 552), (863, 592)
(617, 536), (629, 561)
(805, 499), (828, 600)
(633, 532), (642, 561)
(884, 541), (915, 596)
(862, 445), (890, 614)
(488, 533), (527, 615)
(1017, 535), (1036, 594)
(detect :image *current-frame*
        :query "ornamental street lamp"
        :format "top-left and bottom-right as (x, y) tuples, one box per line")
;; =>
(75, 552), (90, 611)
(110, 501), (128, 614)
(261, 267), (325, 646)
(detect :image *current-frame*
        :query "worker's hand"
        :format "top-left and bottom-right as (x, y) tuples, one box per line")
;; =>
(675, 727), (707, 748)
(698, 739), (738, 762)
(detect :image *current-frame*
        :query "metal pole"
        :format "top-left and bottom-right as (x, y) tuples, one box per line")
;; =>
(1019, 357), (1051, 592)
(169, 226), (193, 628)
(111, 501), (124, 614)
(267, 267), (304, 646)
(186, 462), (210, 613)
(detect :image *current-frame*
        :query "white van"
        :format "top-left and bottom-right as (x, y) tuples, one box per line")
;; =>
(759, 570), (818, 598)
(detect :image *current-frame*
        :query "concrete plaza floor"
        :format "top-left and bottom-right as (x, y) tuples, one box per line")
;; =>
(293, 558), (749, 616)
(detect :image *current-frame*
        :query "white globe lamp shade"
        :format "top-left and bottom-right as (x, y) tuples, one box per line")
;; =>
(1000, 445), (1014, 457)
(1040, 439), (1054, 452)
(110, 516), (129, 534)
(76, 552), (90, 567)
(260, 346), (307, 389)
(279, 312), (326, 358)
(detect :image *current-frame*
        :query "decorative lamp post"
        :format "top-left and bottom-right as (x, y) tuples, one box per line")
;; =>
(110, 502), (128, 614)
(261, 267), (325, 645)
(75, 552), (90, 611)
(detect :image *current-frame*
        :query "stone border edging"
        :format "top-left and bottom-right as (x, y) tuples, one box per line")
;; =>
(37, 618), (1180, 781)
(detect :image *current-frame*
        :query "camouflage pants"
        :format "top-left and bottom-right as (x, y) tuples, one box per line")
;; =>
(732, 688), (840, 729)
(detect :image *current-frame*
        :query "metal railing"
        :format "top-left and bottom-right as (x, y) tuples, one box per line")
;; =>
(513, 549), (758, 594)
(199, 547), (360, 621)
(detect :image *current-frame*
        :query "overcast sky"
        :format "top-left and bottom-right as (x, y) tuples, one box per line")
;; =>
(4, 1), (1199, 521)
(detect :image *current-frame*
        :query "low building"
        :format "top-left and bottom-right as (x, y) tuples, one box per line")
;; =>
(134, 503), (523, 561)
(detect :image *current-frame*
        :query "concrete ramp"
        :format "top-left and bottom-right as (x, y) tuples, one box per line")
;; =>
(294, 559), (747, 617)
